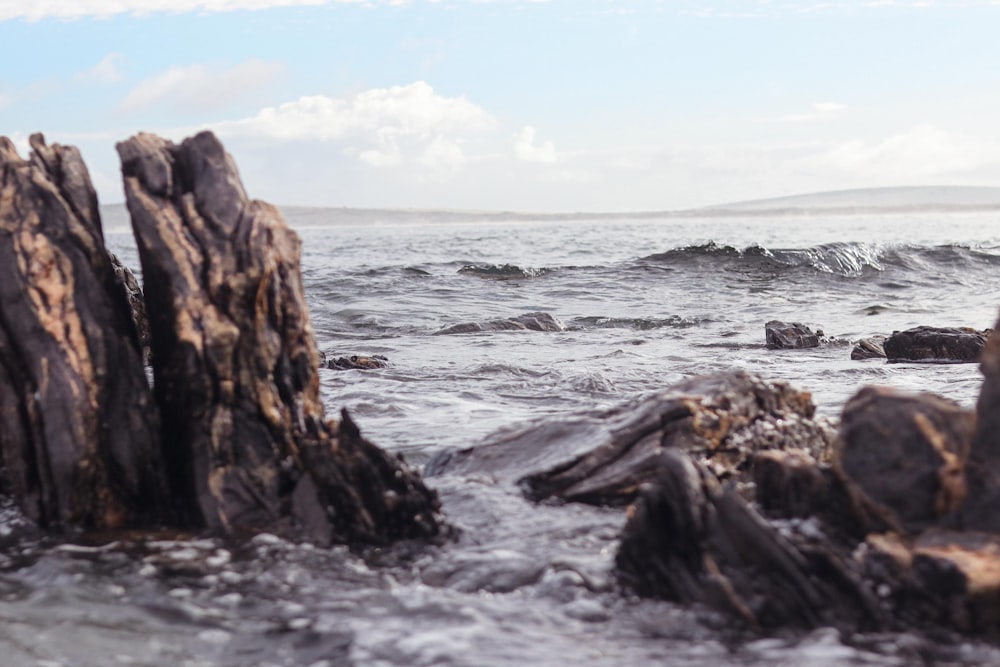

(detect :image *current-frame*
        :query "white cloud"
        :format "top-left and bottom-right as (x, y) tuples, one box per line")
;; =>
(217, 81), (496, 169)
(119, 59), (285, 114)
(513, 125), (557, 163)
(74, 53), (124, 84)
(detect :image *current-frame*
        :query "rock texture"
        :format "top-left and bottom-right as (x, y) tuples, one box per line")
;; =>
(615, 450), (887, 632)
(839, 386), (973, 533)
(435, 312), (565, 335)
(851, 335), (887, 360)
(765, 320), (821, 349)
(115, 131), (441, 543)
(884, 326), (988, 363)
(0, 134), (168, 530)
(518, 370), (836, 505)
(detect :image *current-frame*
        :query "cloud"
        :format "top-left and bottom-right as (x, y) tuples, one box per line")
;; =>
(74, 53), (124, 84)
(513, 125), (557, 163)
(119, 59), (285, 114)
(217, 81), (496, 169)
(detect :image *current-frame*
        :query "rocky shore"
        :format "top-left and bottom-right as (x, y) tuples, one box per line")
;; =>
(2, 129), (1000, 647)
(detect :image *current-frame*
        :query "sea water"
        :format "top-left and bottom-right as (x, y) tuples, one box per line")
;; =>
(2, 207), (999, 666)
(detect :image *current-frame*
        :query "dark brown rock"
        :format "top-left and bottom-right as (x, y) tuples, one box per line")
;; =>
(435, 312), (565, 335)
(955, 312), (1000, 531)
(765, 320), (820, 349)
(118, 131), (441, 544)
(0, 134), (167, 530)
(838, 386), (973, 534)
(513, 370), (836, 505)
(752, 449), (890, 544)
(109, 252), (152, 365)
(851, 335), (887, 360)
(615, 450), (888, 632)
(883, 326), (988, 363)
(323, 354), (390, 371)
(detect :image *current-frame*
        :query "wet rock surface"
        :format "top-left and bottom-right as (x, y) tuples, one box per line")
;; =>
(430, 370), (837, 506)
(0, 133), (167, 530)
(118, 130), (442, 544)
(320, 353), (390, 370)
(765, 320), (820, 349)
(884, 326), (989, 363)
(435, 312), (565, 335)
(851, 335), (887, 360)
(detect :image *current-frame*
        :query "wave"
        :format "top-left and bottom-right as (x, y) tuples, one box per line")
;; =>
(571, 315), (704, 330)
(640, 241), (1000, 278)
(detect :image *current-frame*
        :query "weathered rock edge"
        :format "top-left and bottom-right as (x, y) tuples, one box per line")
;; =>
(0, 134), (167, 530)
(116, 131), (441, 545)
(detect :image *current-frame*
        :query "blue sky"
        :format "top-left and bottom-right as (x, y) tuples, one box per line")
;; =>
(3, 0), (1000, 211)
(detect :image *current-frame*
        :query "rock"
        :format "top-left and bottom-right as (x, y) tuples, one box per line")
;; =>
(435, 312), (565, 335)
(0, 133), (168, 530)
(109, 252), (152, 365)
(512, 370), (837, 505)
(615, 450), (888, 632)
(765, 320), (820, 349)
(118, 131), (441, 544)
(955, 312), (1000, 531)
(838, 386), (973, 534)
(324, 354), (390, 371)
(883, 326), (988, 363)
(752, 449), (889, 544)
(851, 335), (887, 360)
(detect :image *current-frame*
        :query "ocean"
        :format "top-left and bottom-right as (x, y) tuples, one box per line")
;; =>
(2, 206), (999, 665)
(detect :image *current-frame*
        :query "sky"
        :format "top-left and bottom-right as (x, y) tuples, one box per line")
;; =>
(3, 0), (1000, 211)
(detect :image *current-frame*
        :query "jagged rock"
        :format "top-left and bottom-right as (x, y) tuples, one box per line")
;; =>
(838, 386), (973, 534)
(884, 326), (988, 363)
(500, 370), (836, 505)
(955, 312), (1000, 531)
(0, 133), (167, 530)
(117, 131), (441, 544)
(851, 335), (887, 360)
(615, 450), (888, 632)
(109, 252), (152, 365)
(324, 354), (390, 371)
(752, 449), (889, 544)
(435, 312), (565, 335)
(765, 320), (820, 349)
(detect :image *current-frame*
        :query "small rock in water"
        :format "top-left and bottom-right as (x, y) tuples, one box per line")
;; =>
(324, 354), (390, 370)
(851, 335), (887, 360)
(765, 320), (820, 349)
(883, 326), (989, 363)
(435, 311), (565, 335)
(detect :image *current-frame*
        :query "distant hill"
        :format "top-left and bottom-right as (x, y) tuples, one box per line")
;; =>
(698, 186), (1000, 214)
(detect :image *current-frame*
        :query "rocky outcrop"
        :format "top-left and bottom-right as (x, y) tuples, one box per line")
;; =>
(884, 326), (988, 363)
(615, 450), (888, 632)
(765, 320), (820, 349)
(0, 134), (167, 530)
(117, 131), (442, 544)
(435, 312), (565, 335)
(511, 370), (837, 505)
(109, 252), (152, 365)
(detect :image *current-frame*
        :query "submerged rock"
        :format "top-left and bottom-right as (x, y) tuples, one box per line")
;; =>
(765, 320), (820, 349)
(851, 335), (887, 360)
(435, 312), (565, 335)
(884, 326), (989, 363)
(321, 353), (390, 371)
